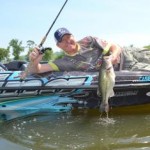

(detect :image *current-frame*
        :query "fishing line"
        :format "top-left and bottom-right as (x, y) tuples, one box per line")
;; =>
(21, 0), (69, 79)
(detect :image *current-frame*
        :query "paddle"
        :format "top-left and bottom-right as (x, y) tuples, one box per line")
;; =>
(20, 0), (69, 79)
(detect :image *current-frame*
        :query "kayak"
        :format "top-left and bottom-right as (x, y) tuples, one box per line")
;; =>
(0, 61), (150, 120)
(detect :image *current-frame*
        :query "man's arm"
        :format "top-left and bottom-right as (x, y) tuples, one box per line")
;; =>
(109, 44), (122, 64)
(93, 37), (122, 64)
(33, 63), (53, 73)
(28, 48), (54, 73)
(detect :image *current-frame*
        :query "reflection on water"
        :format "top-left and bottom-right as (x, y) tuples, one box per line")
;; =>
(0, 104), (150, 150)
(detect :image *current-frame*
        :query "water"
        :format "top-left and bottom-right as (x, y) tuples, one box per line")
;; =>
(0, 104), (150, 150)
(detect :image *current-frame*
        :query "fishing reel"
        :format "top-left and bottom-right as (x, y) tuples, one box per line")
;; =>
(38, 47), (52, 54)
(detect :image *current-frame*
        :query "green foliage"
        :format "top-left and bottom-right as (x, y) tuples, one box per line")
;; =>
(1, 37), (148, 63)
(0, 47), (10, 62)
(26, 40), (36, 48)
(144, 45), (150, 50)
(43, 50), (53, 61)
(9, 39), (24, 60)
(42, 50), (65, 62)
(25, 40), (36, 61)
(52, 51), (65, 60)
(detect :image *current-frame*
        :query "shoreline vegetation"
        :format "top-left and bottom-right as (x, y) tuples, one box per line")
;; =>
(0, 38), (150, 63)
(0, 39), (65, 63)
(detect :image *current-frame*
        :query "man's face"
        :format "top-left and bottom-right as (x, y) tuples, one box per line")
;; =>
(57, 34), (77, 54)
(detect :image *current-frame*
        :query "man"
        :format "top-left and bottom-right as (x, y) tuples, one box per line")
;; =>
(27, 27), (122, 74)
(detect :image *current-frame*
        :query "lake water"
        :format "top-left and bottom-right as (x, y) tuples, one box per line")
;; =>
(0, 104), (150, 150)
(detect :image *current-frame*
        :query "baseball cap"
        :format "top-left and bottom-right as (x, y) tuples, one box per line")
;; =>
(54, 27), (71, 43)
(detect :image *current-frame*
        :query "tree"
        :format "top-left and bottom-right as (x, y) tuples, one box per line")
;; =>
(42, 49), (53, 61)
(25, 40), (36, 61)
(144, 45), (150, 49)
(42, 50), (65, 62)
(9, 39), (24, 60)
(26, 40), (36, 49)
(0, 47), (10, 62)
(53, 51), (65, 60)
(129, 44), (134, 48)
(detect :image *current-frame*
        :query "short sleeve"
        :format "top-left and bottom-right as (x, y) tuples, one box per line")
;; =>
(52, 57), (77, 71)
(94, 37), (112, 54)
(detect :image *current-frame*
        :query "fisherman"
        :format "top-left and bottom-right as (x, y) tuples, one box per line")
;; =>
(26, 27), (122, 73)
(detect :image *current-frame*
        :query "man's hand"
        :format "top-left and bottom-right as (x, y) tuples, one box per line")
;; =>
(19, 47), (43, 80)
(109, 44), (122, 64)
(29, 47), (41, 62)
(18, 71), (28, 80)
(29, 47), (43, 66)
(111, 54), (120, 64)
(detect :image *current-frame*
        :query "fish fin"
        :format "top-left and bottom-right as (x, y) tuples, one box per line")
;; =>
(97, 89), (101, 97)
(109, 90), (115, 97)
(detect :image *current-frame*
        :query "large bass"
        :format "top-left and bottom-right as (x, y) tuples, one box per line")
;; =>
(98, 55), (116, 116)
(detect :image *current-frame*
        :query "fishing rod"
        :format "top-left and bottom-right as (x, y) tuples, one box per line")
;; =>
(21, 0), (69, 79)
(38, 0), (69, 52)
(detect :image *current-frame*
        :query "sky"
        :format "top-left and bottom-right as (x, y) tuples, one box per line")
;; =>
(0, 0), (150, 54)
